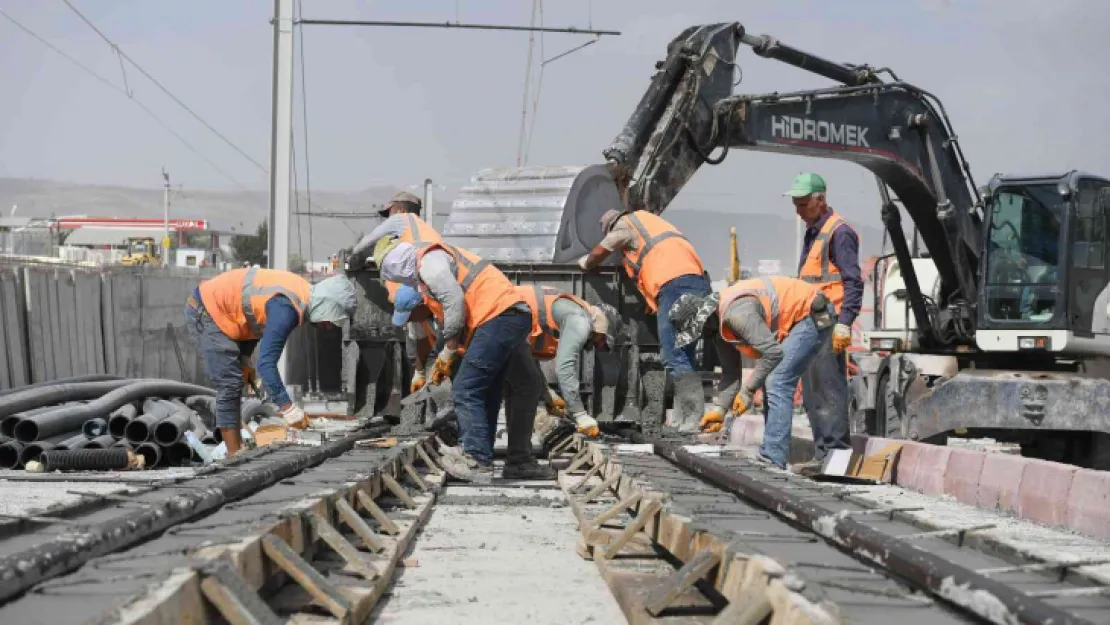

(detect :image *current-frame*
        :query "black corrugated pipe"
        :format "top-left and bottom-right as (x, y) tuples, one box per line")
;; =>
(107, 403), (138, 439)
(0, 374), (123, 399)
(40, 448), (131, 472)
(0, 380), (133, 419)
(14, 380), (214, 443)
(20, 432), (87, 465)
(82, 418), (108, 437)
(0, 424), (390, 604)
(153, 406), (195, 445)
(84, 434), (117, 449)
(163, 441), (192, 466)
(0, 441), (25, 469)
(124, 401), (174, 443)
(134, 442), (162, 468)
(651, 440), (1087, 625)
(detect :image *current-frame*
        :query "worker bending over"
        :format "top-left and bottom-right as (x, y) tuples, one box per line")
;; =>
(347, 190), (430, 270)
(670, 276), (835, 469)
(578, 209), (710, 431)
(516, 285), (620, 437)
(184, 268), (357, 456)
(789, 173), (860, 462)
(370, 235), (552, 482)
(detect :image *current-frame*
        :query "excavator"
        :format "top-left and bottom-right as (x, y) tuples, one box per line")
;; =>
(449, 22), (1110, 467)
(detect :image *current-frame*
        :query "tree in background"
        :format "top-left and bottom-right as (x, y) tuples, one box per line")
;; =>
(231, 221), (268, 267)
(288, 254), (306, 274)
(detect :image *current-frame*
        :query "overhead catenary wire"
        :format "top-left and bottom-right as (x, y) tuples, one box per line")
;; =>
(0, 8), (251, 190)
(61, 0), (270, 175)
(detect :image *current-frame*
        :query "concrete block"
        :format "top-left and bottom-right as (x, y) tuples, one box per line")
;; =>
(1017, 459), (1077, 527)
(892, 441), (923, 490)
(976, 453), (1026, 513)
(910, 445), (951, 495)
(1066, 469), (1110, 540)
(943, 448), (985, 506)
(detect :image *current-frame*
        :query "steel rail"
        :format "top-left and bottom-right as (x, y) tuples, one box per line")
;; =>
(651, 439), (1093, 625)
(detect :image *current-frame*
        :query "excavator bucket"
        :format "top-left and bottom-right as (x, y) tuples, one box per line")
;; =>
(444, 164), (622, 264)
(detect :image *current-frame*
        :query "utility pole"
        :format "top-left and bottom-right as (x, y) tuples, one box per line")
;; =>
(423, 178), (434, 228)
(162, 168), (171, 267)
(269, 0), (294, 272)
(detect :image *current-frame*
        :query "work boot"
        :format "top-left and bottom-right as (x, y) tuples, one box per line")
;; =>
(502, 459), (557, 481)
(439, 451), (493, 484)
(672, 372), (707, 433)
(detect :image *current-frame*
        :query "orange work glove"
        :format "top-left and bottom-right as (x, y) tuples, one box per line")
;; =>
(430, 347), (459, 385)
(732, 390), (753, 416)
(699, 409), (724, 432)
(410, 370), (426, 393)
(546, 396), (567, 417)
(832, 324), (852, 354)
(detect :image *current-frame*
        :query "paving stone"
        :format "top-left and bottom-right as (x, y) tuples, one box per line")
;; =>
(976, 453), (1026, 513)
(1066, 469), (1110, 540)
(1017, 459), (1077, 527)
(943, 448), (985, 506)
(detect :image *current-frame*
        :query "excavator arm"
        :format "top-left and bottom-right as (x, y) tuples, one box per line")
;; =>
(604, 22), (983, 347)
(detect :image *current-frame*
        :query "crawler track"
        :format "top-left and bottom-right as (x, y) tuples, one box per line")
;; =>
(554, 433), (1110, 624)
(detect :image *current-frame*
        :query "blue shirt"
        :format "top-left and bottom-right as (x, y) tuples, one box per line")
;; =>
(256, 295), (301, 407)
(799, 210), (864, 326)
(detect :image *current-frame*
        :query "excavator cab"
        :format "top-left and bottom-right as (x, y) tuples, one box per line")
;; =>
(977, 172), (1110, 357)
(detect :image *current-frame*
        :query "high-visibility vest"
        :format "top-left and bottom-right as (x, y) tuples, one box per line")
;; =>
(718, 275), (818, 360)
(515, 284), (591, 360)
(618, 211), (705, 312)
(398, 214), (445, 250)
(199, 267), (312, 341)
(385, 280), (400, 303)
(798, 211), (857, 310)
(415, 243), (524, 346)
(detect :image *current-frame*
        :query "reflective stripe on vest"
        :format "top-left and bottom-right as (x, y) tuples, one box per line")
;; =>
(718, 275), (818, 347)
(405, 214), (432, 248)
(450, 246), (491, 292)
(724, 276), (781, 338)
(241, 266), (308, 336)
(799, 213), (846, 284)
(623, 213), (692, 277)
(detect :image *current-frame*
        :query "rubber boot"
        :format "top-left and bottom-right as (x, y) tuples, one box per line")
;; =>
(221, 427), (243, 457)
(672, 372), (706, 433)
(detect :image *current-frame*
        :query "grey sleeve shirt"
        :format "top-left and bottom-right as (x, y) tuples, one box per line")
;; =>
(723, 297), (783, 395)
(417, 250), (465, 341)
(351, 214), (407, 255)
(549, 297), (592, 415)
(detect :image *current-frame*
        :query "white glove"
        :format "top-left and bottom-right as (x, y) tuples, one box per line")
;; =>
(573, 412), (599, 437)
(832, 323), (852, 354)
(280, 404), (309, 430)
(576, 255), (589, 270)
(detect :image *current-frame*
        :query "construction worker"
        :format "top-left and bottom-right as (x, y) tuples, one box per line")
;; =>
(788, 173), (861, 462)
(370, 234), (553, 482)
(515, 285), (621, 438)
(669, 276), (836, 469)
(347, 190), (431, 269)
(184, 269), (357, 457)
(577, 209), (710, 431)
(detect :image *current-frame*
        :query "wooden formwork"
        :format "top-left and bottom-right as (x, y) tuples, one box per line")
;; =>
(101, 438), (446, 625)
(554, 438), (836, 625)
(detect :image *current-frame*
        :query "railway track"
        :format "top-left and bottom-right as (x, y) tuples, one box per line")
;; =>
(551, 432), (1110, 624)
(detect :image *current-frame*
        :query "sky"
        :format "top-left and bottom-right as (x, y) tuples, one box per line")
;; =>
(2, 0), (1109, 237)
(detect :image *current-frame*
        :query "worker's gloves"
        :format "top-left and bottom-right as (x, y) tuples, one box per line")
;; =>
(430, 347), (459, 385)
(699, 409), (725, 433)
(831, 323), (852, 354)
(576, 255), (589, 271)
(238, 355), (256, 380)
(279, 404), (309, 430)
(410, 370), (426, 393)
(573, 412), (599, 438)
(731, 389), (754, 416)
(546, 396), (567, 417)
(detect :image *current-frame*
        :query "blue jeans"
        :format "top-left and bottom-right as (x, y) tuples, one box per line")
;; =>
(185, 297), (247, 429)
(759, 313), (830, 468)
(655, 274), (711, 375)
(453, 308), (533, 465)
(802, 331), (851, 459)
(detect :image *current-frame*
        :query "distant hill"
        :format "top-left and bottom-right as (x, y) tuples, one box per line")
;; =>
(0, 178), (884, 276)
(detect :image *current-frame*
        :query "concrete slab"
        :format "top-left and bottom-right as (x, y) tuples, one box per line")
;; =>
(371, 478), (626, 624)
(0, 480), (130, 517)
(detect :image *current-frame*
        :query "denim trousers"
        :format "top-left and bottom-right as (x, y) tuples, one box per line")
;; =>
(452, 308), (533, 465)
(184, 301), (246, 429)
(759, 314), (830, 468)
(801, 331), (851, 459)
(655, 274), (711, 375)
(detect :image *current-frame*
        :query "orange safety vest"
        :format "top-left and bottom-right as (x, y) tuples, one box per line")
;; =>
(385, 280), (400, 303)
(798, 211), (857, 310)
(515, 284), (591, 359)
(415, 243), (524, 346)
(398, 214), (446, 250)
(199, 267), (312, 341)
(618, 211), (705, 312)
(718, 276), (818, 360)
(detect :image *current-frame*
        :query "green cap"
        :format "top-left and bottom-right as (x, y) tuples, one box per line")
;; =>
(784, 172), (826, 197)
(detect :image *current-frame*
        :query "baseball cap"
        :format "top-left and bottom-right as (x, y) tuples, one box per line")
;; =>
(784, 172), (827, 198)
(391, 284), (424, 327)
(378, 191), (423, 217)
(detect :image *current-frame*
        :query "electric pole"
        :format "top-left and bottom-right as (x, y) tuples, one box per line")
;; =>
(162, 168), (171, 267)
(269, 0), (294, 272)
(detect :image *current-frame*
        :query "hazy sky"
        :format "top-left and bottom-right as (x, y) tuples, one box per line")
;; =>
(2, 0), (1109, 233)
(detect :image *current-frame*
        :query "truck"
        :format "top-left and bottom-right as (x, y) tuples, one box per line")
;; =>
(296, 21), (1110, 468)
(118, 236), (160, 266)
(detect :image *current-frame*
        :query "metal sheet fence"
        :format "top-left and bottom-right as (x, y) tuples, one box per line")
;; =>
(0, 263), (214, 390)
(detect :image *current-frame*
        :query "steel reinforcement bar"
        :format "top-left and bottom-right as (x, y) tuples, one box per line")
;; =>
(651, 439), (1093, 625)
